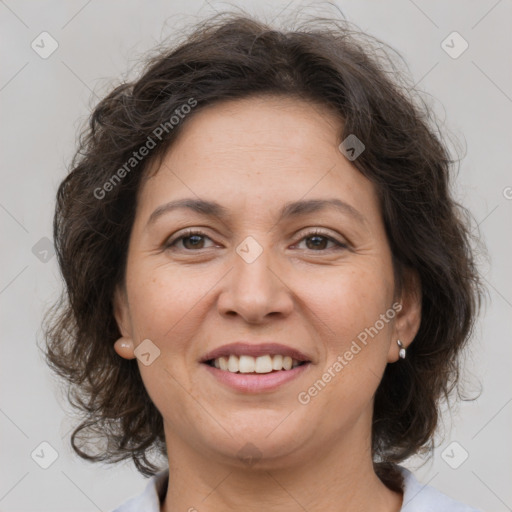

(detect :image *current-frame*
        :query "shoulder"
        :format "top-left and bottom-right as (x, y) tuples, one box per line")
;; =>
(109, 468), (169, 512)
(398, 466), (482, 512)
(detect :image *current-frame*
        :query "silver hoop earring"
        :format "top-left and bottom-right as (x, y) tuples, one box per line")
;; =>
(397, 339), (406, 359)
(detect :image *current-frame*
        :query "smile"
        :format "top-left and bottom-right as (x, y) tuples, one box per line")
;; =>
(207, 354), (306, 373)
(202, 358), (312, 393)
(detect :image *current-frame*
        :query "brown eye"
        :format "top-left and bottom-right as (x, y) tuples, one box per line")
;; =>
(165, 230), (214, 251)
(295, 230), (347, 251)
(305, 235), (331, 250)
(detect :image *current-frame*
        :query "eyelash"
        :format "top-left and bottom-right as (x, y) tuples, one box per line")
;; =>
(165, 228), (348, 252)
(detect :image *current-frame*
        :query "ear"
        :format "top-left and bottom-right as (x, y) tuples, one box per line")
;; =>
(113, 283), (132, 337)
(113, 284), (136, 360)
(387, 267), (422, 363)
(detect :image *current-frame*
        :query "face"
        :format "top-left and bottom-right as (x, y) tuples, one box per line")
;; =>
(114, 95), (421, 468)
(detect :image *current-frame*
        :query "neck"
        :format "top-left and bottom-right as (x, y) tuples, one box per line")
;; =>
(160, 420), (403, 512)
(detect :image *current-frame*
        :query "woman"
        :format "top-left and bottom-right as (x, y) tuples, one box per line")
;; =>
(43, 11), (484, 512)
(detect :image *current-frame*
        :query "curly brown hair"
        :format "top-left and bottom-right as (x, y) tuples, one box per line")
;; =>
(42, 10), (484, 492)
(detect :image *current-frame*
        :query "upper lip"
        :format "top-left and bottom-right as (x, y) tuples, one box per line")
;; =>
(200, 342), (312, 363)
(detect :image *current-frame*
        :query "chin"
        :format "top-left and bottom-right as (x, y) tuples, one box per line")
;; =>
(200, 424), (310, 468)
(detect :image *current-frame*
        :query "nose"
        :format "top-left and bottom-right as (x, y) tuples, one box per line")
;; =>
(217, 242), (294, 324)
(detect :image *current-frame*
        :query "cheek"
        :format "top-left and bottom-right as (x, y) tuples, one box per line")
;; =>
(315, 262), (394, 345)
(125, 265), (208, 417)
(304, 266), (395, 418)
(126, 259), (211, 338)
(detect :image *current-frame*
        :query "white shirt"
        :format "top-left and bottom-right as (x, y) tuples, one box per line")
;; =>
(110, 465), (482, 511)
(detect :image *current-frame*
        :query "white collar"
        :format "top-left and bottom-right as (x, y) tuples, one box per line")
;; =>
(112, 465), (481, 511)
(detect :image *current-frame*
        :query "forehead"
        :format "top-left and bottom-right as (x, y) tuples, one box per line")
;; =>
(144, 95), (341, 177)
(186, 94), (342, 138)
(136, 95), (379, 224)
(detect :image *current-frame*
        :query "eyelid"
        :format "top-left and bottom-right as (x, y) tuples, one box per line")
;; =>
(165, 227), (349, 251)
(164, 228), (215, 248)
(292, 228), (349, 249)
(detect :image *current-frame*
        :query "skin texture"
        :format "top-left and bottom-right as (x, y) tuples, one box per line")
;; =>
(113, 96), (421, 512)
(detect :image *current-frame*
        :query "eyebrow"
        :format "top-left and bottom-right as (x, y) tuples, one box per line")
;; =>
(145, 197), (367, 229)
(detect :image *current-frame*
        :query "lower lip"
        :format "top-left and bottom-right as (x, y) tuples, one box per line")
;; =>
(202, 362), (311, 393)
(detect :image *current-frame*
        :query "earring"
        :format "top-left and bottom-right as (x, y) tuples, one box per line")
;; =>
(396, 339), (406, 359)
(114, 337), (136, 359)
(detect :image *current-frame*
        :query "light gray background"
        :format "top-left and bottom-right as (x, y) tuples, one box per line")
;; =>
(1, 1), (511, 511)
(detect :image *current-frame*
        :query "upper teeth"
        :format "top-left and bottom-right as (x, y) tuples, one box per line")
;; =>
(212, 354), (302, 373)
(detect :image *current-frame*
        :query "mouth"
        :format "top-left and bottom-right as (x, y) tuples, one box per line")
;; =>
(200, 345), (312, 393)
(204, 354), (309, 374)
(199, 342), (313, 392)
